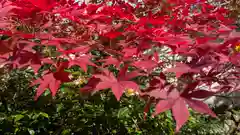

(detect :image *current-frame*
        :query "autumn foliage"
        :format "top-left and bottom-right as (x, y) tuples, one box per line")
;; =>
(0, 0), (240, 132)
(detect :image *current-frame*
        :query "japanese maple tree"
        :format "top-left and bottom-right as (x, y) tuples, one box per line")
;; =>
(0, 0), (240, 132)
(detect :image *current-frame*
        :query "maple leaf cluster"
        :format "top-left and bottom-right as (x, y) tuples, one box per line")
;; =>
(0, 0), (240, 132)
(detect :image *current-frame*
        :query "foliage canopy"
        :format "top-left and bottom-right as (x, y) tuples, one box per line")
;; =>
(0, 0), (240, 132)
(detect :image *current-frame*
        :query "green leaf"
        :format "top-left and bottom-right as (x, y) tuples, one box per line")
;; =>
(57, 103), (64, 112)
(43, 89), (51, 96)
(14, 128), (19, 133)
(112, 130), (117, 134)
(117, 107), (129, 118)
(61, 129), (71, 135)
(0, 112), (6, 121)
(28, 129), (35, 135)
(14, 114), (24, 122)
(39, 112), (49, 118)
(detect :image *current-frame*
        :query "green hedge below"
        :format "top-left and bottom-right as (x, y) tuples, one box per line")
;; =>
(0, 69), (234, 135)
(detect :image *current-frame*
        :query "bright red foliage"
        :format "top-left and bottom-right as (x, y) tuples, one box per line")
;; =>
(0, 0), (240, 132)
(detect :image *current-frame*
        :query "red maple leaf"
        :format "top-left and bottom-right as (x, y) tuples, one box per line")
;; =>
(132, 59), (158, 71)
(31, 62), (70, 100)
(94, 67), (139, 100)
(166, 62), (200, 78)
(153, 83), (216, 132)
(1, 0), (239, 133)
(99, 56), (122, 68)
(80, 77), (101, 93)
(1, 0), (21, 15)
(68, 54), (96, 72)
(103, 31), (122, 39)
(26, 0), (56, 11)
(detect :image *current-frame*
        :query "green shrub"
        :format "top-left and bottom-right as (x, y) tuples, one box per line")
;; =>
(0, 69), (237, 135)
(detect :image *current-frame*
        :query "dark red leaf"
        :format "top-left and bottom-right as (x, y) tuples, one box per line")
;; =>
(81, 77), (101, 93)
(185, 98), (216, 117)
(143, 99), (152, 120)
(181, 81), (200, 96)
(118, 64), (143, 80)
(187, 90), (216, 99)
